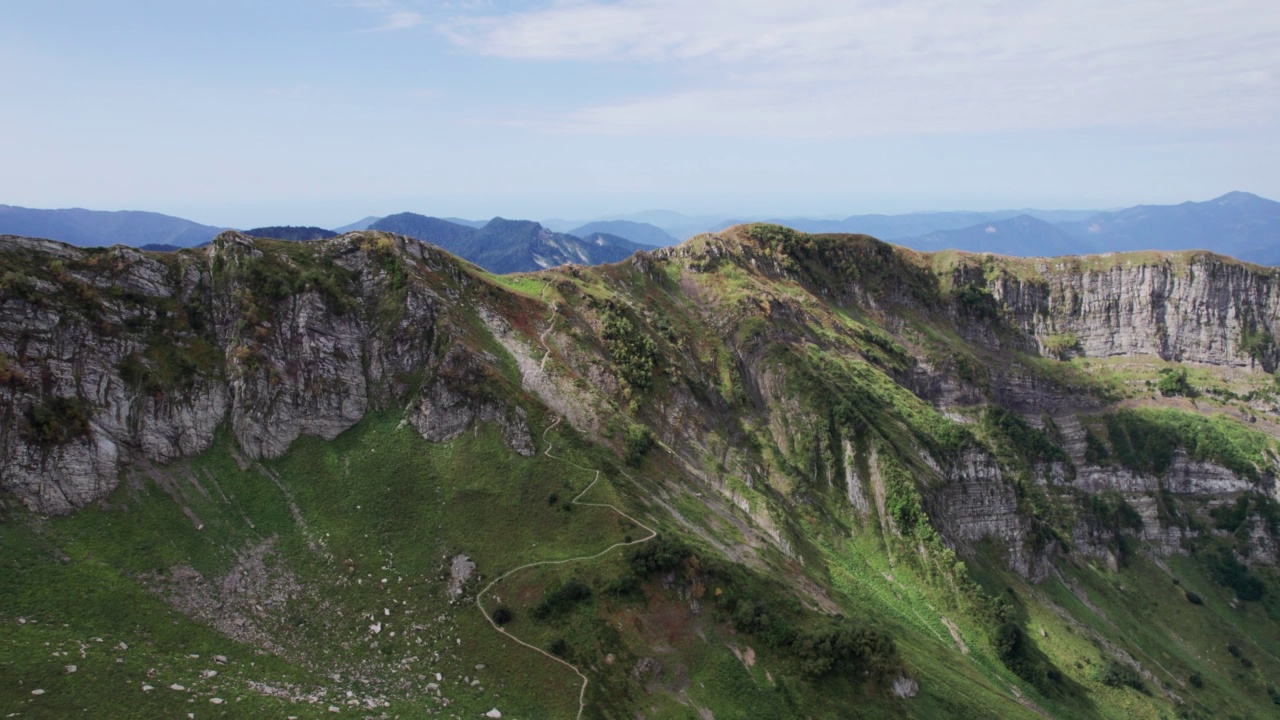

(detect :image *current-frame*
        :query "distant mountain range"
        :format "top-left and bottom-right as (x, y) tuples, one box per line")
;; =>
(333, 216), (381, 234)
(749, 208), (1100, 239)
(368, 213), (646, 273)
(0, 205), (224, 248)
(567, 220), (678, 247)
(893, 192), (1280, 263)
(2, 192), (1277, 268)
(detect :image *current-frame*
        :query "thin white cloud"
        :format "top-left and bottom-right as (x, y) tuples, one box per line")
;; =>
(351, 0), (426, 32)
(441, 0), (1280, 138)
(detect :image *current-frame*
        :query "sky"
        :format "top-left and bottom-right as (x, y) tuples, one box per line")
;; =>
(1, 0), (1278, 228)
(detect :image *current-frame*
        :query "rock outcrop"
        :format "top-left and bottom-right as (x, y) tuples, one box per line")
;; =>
(984, 254), (1280, 369)
(0, 233), (533, 513)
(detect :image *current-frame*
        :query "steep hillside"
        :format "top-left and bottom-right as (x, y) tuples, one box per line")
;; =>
(0, 205), (224, 248)
(3, 226), (1280, 718)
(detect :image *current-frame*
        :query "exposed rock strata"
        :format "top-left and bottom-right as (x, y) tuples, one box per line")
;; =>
(0, 233), (532, 513)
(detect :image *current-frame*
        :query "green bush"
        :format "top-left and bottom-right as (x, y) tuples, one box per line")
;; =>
(983, 407), (1069, 466)
(628, 535), (693, 575)
(1088, 492), (1144, 533)
(1157, 367), (1194, 397)
(953, 282), (1000, 321)
(994, 621), (1060, 691)
(24, 396), (92, 445)
(1211, 496), (1251, 532)
(1206, 548), (1265, 601)
(531, 581), (593, 620)
(1099, 659), (1147, 693)
(601, 308), (659, 398)
(791, 620), (896, 679)
(623, 424), (654, 467)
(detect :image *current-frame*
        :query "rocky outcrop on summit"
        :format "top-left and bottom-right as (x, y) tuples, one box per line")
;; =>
(0, 232), (533, 513)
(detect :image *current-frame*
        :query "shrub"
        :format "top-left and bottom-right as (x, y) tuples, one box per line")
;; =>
(994, 621), (1055, 689)
(25, 396), (92, 445)
(601, 307), (658, 398)
(1188, 672), (1203, 689)
(531, 581), (593, 620)
(605, 576), (642, 598)
(1099, 660), (1147, 693)
(792, 620), (897, 679)
(953, 282), (1000, 320)
(1207, 550), (1265, 602)
(623, 424), (654, 467)
(628, 535), (693, 575)
(982, 407), (1069, 466)
(1185, 591), (1203, 605)
(549, 638), (569, 657)
(1157, 367), (1194, 397)
(492, 605), (513, 626)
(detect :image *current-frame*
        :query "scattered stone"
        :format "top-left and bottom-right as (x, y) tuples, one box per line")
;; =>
(210, 698), (225, 705)
(142, 684), (154, 692)
(485, 710), (503, 718)
(31, 689), (45, 696)
(118, 642), (129, 650)
(328, 706), (340, 713)
(65, 665), (77, 673)
(170, 684), (186, 691)
(475, 664), (485, 670)
(892, 674), (919, 699)
(448, 555), (476, 600)
(369, 622), (382, 635)
(213, 655), (228, 665)
(202, 670), (218, 678)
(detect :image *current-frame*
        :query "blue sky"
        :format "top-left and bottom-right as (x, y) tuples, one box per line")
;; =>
(2, 1), (1278, 227)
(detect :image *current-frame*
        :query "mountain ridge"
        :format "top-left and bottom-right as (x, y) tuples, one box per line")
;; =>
(3, 225), (1280, 716)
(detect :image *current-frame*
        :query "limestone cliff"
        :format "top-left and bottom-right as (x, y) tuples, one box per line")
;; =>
(0, 232), (532, 514)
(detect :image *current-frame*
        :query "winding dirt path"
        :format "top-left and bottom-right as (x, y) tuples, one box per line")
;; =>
(474, 416), (657, 720)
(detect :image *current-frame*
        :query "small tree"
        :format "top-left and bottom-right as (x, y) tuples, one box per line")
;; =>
(1157, 367), (1193, 397)
(492, 605), (513, 626)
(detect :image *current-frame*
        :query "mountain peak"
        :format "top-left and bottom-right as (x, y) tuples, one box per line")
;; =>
(1213, 190), (1270, 205)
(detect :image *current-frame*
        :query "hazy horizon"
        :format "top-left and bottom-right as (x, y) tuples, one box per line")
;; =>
(2, 2), (1276, 229)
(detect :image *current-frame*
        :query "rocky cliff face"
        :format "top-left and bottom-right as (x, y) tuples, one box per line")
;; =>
(0, 233), (532, 514)
(980, 254), (1280, 368)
